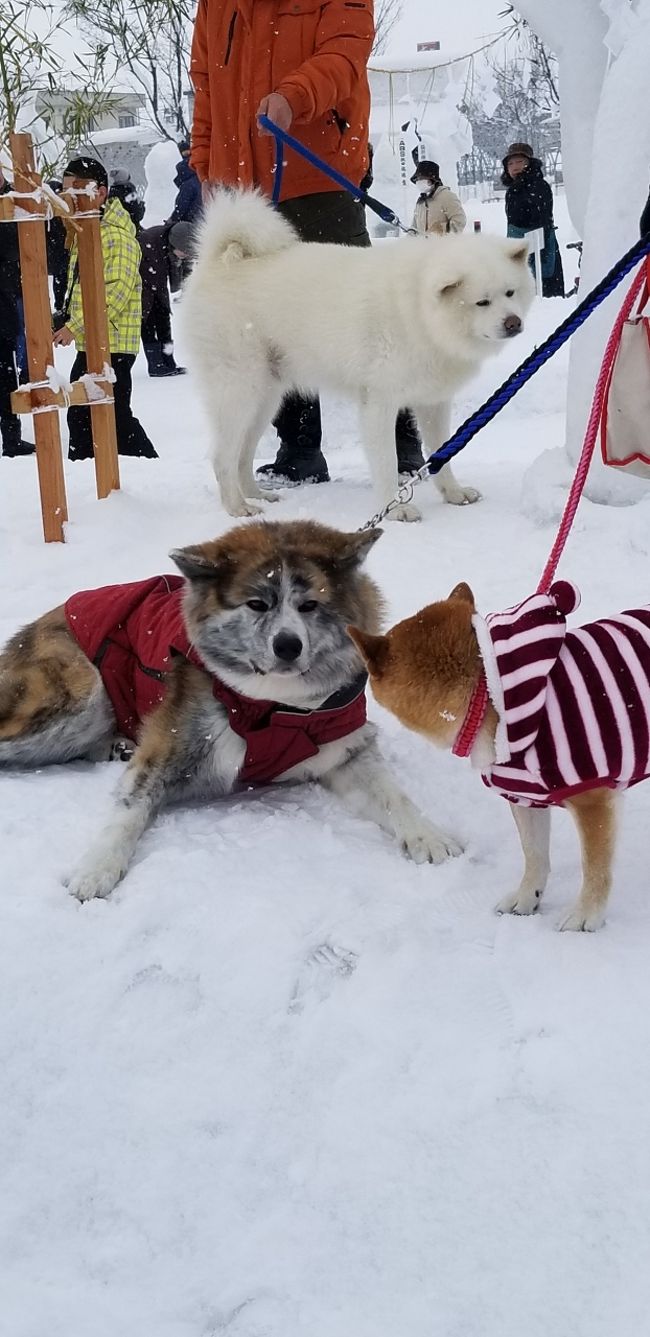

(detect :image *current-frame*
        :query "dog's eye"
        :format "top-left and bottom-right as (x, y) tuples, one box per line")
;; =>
(505, 289), (515, 298)
(298, 600), (319, 613)
(247, 599), (269, 613)
(476, 299), (491, 308)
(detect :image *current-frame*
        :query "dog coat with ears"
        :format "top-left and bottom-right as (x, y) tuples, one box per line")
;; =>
(473, 581), (650, 806)
(64, 577), (367, 784)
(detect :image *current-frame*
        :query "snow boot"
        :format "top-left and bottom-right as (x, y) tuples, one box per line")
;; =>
(143, 341), (186, 377)
(257, 394), (330, 484)
(1, 415), (35, 457)
(396, 409), (425, 476)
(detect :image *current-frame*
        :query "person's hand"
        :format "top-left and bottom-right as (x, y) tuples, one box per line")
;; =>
(201, 179), (214, 205)
(53, 325), (74, 346)
(256, 93), (293, 136)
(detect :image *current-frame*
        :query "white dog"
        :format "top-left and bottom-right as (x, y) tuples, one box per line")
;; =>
(182, 190), (534, 522)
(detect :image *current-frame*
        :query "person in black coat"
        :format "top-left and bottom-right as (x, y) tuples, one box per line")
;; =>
(109, 170), (146, 235)
(45, 179), (70, 314)
(0, 169), (34, 456)
(502, 142), (565, 298)
(168, 140), (202, 225)
(139, 221), (191, 376)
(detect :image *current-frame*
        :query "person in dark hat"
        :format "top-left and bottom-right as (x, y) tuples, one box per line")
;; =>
(501, 142), (564, 297)
(168, 139), (202, 225)
(138, 220), (193, 376)
(410, 159), (466, 236)
(53, 155), (158, 459)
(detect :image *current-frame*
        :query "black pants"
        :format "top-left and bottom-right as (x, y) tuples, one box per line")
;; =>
(274, 192), (419, 455)
(142, 294), (173, 349)
(67, 352), (157, 459)
(0, 336), (21, 452)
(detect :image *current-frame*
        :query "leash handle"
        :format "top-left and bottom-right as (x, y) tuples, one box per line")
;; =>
(261, 115), (407, 231)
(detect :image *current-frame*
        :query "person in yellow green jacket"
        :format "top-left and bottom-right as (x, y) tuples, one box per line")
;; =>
(52, 155), (157, 460)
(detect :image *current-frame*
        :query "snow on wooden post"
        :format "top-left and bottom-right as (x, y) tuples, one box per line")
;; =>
(65, 180), (121, 499)
(8, 133), (68, 543)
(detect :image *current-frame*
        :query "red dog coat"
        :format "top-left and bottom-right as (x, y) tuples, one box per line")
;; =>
(64, 576), (367, 785)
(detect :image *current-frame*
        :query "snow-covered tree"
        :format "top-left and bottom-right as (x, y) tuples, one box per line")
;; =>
(516, 0), (650, 502)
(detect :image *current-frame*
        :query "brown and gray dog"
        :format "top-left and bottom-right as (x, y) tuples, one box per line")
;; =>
(0, 520), (461, 900)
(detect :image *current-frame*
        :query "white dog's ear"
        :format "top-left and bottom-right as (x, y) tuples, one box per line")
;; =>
(439, 278), (462, 297)
(506, 240), (529, 263)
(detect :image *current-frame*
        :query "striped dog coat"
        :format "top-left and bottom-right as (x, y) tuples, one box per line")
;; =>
(472, 580), (650, 806)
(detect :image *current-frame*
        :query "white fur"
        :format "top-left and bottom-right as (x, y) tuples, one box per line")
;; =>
(181, 189), (534, 520)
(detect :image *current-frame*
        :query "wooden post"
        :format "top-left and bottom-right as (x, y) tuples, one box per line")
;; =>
(73, 197), (121, 498)
(9, 133), (68, 542)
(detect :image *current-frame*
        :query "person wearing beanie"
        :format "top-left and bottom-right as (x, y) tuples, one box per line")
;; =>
(501, 143), (564, 297)
(410, 159), (467, 237)
(53, 156), (158, 459)
(138, 221), (192, 376)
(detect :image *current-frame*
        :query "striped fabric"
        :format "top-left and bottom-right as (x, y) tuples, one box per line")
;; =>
(474, 581), (650, 806)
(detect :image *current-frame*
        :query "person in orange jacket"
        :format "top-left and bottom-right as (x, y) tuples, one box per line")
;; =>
(189, 0), (425, 484)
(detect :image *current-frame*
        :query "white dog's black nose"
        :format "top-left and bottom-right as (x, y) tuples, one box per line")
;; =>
(503, 313), (522, 336)
(273, 632), (303, 662)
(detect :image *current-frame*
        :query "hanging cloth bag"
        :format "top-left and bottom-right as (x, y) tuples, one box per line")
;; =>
(600, 257), (650, 478)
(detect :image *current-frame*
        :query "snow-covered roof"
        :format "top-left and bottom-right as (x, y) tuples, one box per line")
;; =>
(90, 125), (162, 146)
(368, 50), (469, 74)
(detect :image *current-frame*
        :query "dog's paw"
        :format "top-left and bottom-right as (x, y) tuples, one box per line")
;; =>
(495, 887), (541, 917)
(399, 820), (463, 865)
(65, 856), (127, 902)
(386, 502), (422, 523)
(261, 489), (280, 503)
(229, 500), (265, 518)
(443, 484), (482, 506)
(556, 905), (606, 932)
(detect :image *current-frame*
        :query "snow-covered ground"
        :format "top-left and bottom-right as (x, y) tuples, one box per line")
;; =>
(3, 208), (650, 1336)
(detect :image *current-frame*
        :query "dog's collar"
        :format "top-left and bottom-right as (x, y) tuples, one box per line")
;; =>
(452, 672), (489, 758)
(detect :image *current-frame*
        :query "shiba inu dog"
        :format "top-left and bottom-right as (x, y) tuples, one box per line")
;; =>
(0, 520), (461, 900)
(181, 189), (534, 522)
(350, 580), (650, 931)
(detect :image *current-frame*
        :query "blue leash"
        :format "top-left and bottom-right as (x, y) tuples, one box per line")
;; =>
(260, 114), (411, 233)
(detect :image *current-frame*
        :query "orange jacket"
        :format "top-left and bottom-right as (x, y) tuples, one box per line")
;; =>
(189, 0), (374, 201)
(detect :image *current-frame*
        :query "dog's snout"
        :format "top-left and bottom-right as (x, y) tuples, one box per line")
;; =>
(503, 313), (522, 337)
(273, 631), (303, 663)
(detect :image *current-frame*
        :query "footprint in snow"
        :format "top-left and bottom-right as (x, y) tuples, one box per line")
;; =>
(288, 942), (358, 1015)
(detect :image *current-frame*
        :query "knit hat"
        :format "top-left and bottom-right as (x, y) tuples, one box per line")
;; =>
(411, 159), (440, 185)
(110, 167), (131, 186)
(168, 221), (193, 254)
(474, 581), (581, 764)
(63, 155), (108, 189)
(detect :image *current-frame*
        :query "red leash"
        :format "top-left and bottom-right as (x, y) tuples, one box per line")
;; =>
(536, 261), (648, 594)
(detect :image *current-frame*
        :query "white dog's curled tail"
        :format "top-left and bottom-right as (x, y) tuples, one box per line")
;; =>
(196, 188), (297, 267)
